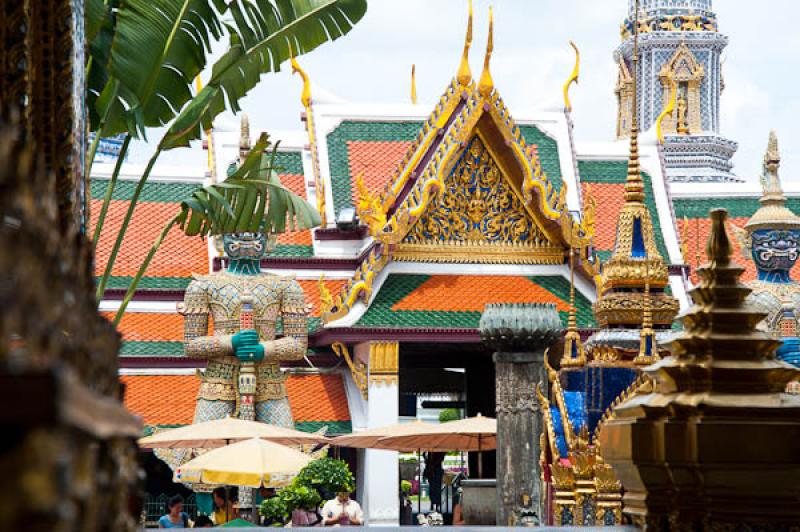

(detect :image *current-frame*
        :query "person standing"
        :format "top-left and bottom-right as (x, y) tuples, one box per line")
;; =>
(158, 495), (190, 528)
(321, 492), (364, 526)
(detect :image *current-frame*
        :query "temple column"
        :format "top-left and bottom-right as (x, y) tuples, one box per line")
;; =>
(356, 341), (400, 526)
(480, 303), (563, 526)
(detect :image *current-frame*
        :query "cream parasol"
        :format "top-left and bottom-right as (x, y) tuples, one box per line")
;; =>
(375, 414), (497, 452)
(174, 437), (312, 488)
(331, 419), (438, 449)
(138, 416), (328, 449)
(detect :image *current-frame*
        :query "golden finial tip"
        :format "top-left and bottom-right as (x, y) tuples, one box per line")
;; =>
(457, 0), (473, 87)
(708, 208), (732, 265)
(478, 6), (494, 98)
(563, 40), (580, 112)
(291, 56), (312, 108)
(411, 64), (418, 105)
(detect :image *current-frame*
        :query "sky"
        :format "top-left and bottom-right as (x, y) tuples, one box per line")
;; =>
(131, 0), (800, 185)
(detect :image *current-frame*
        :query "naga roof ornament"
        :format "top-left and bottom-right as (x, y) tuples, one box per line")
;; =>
(562, 41), (580, 113)
(477, 7), (494, 98)
(457, 0), (473, 87)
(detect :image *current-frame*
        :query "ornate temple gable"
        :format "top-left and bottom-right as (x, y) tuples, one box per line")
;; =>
(395, 131), (564, 265)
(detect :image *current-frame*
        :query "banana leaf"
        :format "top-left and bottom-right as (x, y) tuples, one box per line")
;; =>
(161, 0), (367, 149)
(91, 0), (223, 137)
(177, 133), (321, 237)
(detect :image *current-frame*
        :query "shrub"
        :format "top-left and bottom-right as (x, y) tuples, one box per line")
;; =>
(294, 457), (355, 498)
(280, 483), (322, 513)
(439, 408), (461, 423)
(259, 496), (289, 527)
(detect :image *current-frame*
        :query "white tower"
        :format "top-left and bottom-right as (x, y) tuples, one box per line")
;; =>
(615, 0), (739, 182)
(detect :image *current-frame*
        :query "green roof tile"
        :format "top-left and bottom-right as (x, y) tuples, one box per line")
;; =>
(101, 275), (192, 291)
(273, 151), (304, 175)
(672, 196), (800, 220)
(520, 125), (562, 192)
(270, 244), (314, 258)
(528, 276), (594, 328)
(295, 421), (352, 434)
(120, 341), (184, 357)
(91, 179), (201, 203)
(326, 121), (423, 214)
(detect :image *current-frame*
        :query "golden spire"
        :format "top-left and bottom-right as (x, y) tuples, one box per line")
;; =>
(411, 64), (417, 104)
(624, 0), (644, 204)
(478, 6), (494, 98)
(563, 40), (580, 113)
(457, 0), (473, 87)
(291, 56), (312, 108)
(561, 247), (586, 367)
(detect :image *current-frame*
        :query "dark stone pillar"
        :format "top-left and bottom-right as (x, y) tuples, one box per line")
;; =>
(480, 303), (562, 527)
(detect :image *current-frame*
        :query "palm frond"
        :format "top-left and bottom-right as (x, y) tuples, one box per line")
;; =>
(162, 0), (367, 149)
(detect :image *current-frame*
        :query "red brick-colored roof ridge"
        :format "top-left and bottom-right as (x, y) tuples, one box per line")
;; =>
(392, 275), (571, 313)
(121, 373), (351, 426)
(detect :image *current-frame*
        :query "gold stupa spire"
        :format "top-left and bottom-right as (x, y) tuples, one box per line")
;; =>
(745, 130), (800, 232)
(591, 0), (678, 332)
(457, 0), (473, 87)
(561, 247), (586, 367)
(478, 6), (494, 98)
(411, 64), (417, 104)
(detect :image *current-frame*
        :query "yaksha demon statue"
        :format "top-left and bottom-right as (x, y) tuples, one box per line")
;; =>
(182, 231), (308, 427)
(734, 131), (800, 367)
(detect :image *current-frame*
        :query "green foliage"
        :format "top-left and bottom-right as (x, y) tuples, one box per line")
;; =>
(280, 483), (322, 513)
(177, 133), (320, 238)
(259, 496), (289, 526)
(439, 408), (461, 424)
(87, 0), (368, 144)
(294, 457), (355, 497)
(400, 480), (412, 494)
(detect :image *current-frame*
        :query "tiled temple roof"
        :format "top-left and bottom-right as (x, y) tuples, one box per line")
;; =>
(355, 274), (594, 329)
(578, 160), (668, 262)
(121, 373), (352, 434)
(91, 180), (208, 291)
(324, 120), (564, 217)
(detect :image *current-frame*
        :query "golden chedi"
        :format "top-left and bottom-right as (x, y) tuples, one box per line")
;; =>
(599, 209), (800, 529)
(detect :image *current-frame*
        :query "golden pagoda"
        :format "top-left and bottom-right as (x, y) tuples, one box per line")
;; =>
(600, 208), (800, 528)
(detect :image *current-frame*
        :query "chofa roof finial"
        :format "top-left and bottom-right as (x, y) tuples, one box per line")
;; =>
(478, 6), (494, 98)
(456, 0), (473, 87)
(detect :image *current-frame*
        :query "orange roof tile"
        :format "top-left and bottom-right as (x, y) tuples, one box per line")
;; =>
(280, 173), (307, 199)
(582, 183), (626, 252)
(92, 199), (208, 278)
(286, 374), (351, 423)
(297, 279), (347, 317)
(102, 312), (184, 342)
(392, 275), (570, 313)
(346, 140), (411, 204)
(121, 373), (351, 426)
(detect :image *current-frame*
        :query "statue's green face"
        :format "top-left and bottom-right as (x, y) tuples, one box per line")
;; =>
(222, 232), (268, 260)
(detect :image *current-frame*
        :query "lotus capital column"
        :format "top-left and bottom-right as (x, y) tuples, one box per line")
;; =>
(480, 303), (563, 527)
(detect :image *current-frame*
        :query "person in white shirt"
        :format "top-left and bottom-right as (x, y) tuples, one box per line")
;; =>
(321, 492), (364, 526)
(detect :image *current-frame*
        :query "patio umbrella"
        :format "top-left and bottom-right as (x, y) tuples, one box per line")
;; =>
(375, 414), (497, 479)
(332, 420), (438, 516)
(138, 416), (328, 449)
(331, 419), (437, 449)
(174, 437), (312, 488)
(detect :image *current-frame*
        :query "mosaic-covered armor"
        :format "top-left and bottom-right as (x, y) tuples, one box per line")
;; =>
(182, 232), (308, 427)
